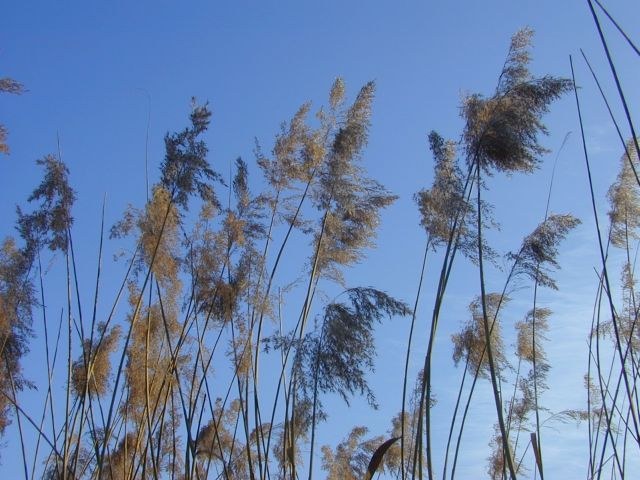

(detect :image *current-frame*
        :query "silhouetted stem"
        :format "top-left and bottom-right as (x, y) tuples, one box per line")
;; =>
(476, 164), (517, 480)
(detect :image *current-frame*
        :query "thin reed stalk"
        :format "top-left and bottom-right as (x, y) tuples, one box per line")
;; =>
(571, 54), (640, 451)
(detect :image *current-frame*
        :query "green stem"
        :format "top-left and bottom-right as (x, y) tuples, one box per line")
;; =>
(475, 163), (517, 480)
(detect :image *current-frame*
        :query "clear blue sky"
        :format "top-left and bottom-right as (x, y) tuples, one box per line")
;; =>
(1, 1), (639, 478)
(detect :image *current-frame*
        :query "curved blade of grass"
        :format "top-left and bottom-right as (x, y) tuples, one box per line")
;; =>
(364, 436), (400, 480)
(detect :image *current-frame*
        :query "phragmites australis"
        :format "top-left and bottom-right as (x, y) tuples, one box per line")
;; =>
(608, 138), (640, 247)
(462, 28), (572, 175)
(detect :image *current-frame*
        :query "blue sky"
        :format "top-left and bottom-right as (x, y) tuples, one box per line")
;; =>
(1, 1), (640, 478)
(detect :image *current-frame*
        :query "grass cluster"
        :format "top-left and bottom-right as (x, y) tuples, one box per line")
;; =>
(0, 1), (638, 478)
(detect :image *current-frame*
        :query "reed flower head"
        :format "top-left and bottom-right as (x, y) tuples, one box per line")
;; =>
(608, 138), (640, 247)
(462, 28), (572, 174)
(0, 76), (24, 154)
(296, 288), (409, 408)
(160, 101), (222, 210)
(452, 293), (507, 378)
(71, 323), (121, 397)
(510, 213), (580, 289)
(314, 81), (397, 282)
(17, 155), (76, 257)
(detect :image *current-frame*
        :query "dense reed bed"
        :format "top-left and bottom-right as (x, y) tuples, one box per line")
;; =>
(0, 1), (638, 478)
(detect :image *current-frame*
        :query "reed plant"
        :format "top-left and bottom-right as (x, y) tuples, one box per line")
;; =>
(0, 2), (639, 478)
